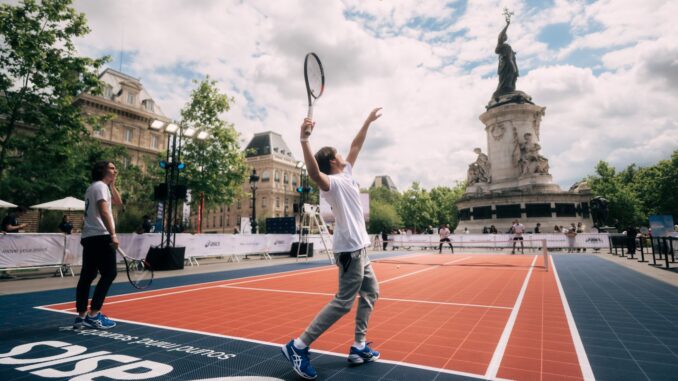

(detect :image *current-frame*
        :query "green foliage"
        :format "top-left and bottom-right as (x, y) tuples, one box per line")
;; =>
(0, 0), (108, 205)
(397, 182), (436, 232)
(586, 151), (678, 228)
(429, 183), (466, 230)
(38, 210), (62, 233)
(368, 199), (401, 234)
(116, 207), (145, 234)
(180, 77), (248, 210)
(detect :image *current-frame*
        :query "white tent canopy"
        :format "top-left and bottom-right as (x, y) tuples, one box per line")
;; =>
(31, 196), (85, 211)
(0, 199), (17, 208)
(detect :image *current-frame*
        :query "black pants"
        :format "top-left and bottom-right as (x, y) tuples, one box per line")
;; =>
(76, 235), (118, 313)
(439, 238), (453, 252)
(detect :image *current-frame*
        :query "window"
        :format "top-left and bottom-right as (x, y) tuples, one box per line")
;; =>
(274, 170), (280, 182)
(473, 206), (492, 220)
(124, 128), (133, 143)
(104, 85), (113, 99)
(284, 173), (289, 184)
(142, 99), (154, 112)
(276, 196), (280, 208)
(261, 171), (270, 182)
(237, 200), (241, 209)
(262, 197), (267, 208)
(458, 208), (471, 221)
(122, 156), (130, 168)
(526, 203), (552, 218)
(555, 203), (577, 217)
(292, 176), (298, 186)
(127, 93), (136, 105)
(151, 135), (160, 149)
(226, 216), (230, 226)
(94, 128), (105, 137)
(496, 204), (522, 219)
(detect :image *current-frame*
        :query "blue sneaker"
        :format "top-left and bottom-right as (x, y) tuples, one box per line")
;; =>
(348, 342), (380, 364)
(281, 340), (317, 380)
(73, 316), (85, 329)
(83, 313), (116, 329)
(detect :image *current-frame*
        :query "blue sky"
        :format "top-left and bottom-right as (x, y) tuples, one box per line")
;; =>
(73, 0), (678, 191)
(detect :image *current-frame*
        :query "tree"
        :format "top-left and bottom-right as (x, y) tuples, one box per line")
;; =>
(368, 199), (401, 234)
(0, 0), (108, 198)
(180, 77), (248, 210)
(429, 183), (466, 231)
(586, 161), (644, 228)
(397, 182), (436, 232)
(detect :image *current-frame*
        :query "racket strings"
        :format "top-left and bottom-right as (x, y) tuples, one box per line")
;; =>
(305, 55), (324, 97)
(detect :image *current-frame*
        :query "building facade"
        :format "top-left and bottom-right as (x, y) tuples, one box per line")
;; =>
(191, 131), (304, 233)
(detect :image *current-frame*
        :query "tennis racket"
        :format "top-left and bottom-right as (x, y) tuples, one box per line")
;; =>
(303, 52), (325, 135)
(117, 247), (153, 290)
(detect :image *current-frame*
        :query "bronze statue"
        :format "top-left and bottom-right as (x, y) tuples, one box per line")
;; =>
(493, 10), (518, 99)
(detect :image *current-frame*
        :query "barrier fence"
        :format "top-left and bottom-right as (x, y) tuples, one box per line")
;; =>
(2, 232), (616, 276)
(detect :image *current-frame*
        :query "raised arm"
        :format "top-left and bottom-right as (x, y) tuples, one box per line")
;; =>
(346, 107), (382, 167)
(300, 118), (331, 192)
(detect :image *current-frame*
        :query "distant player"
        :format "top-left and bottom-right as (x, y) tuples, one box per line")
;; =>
(282, 108), (382, 380)
(511, 219), (525, 254)
(438, 224), (454, 253)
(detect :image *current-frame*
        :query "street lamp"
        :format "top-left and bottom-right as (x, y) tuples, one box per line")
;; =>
(295, 161), (307, 232)
(249, 169), (260, 234)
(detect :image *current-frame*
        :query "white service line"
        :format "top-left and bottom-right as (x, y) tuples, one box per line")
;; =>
(552, 258), (595, 381)
(34, 306), (490, 380)
(219, 285), (512, 310)
(484, 255), (538, 380)
(378, 256), (471, 284)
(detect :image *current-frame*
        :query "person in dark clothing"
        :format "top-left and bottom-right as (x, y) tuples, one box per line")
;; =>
(58, 215), (74, 234)
(2, 206), (28, 233)
(626, 225), (638, 255)
(534, 223), (541, 234)
(381, 231), (389, 251)
(142, 215), (153, 233)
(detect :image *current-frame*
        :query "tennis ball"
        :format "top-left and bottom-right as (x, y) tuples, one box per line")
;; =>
(396, 265), (400, 269)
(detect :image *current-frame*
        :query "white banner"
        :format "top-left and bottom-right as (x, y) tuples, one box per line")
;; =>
(388, 233), (609, 249)
(0, 234), (66, 269)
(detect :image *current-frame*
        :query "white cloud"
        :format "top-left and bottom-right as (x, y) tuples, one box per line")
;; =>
(71, 0), (678, 192)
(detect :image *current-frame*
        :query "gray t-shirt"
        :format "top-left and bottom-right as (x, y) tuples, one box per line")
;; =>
(320, 163), (370, 252)
(82, 181), (112, 238)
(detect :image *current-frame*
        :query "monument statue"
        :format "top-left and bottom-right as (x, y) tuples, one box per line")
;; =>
(488, 8), (533, 109)
(467, 147), (491, 185)
(513, 130), (550, 175)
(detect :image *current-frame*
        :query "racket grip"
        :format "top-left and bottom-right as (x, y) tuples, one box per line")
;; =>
(304, 106), (313, 136)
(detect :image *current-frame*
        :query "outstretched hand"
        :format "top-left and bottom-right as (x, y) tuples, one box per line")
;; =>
(365, 107), (382, 124)
(300, 118), (315, 139)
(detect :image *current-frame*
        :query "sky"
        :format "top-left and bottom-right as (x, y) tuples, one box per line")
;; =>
(66, 0), (678, 191)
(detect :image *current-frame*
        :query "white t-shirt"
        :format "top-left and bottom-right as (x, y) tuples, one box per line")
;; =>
(439, 227), (450, 239)
(320, 163), (370, 252)
(82, 181), (112, 238)
(512, 223), (525, 236)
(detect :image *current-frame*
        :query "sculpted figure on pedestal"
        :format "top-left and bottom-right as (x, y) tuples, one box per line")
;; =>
(513, 130), (549, 175)
(467, 148), (491, 185)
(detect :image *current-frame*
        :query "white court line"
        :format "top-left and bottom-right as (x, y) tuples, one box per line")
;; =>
(34, 306), (490, 381)
(484, 255), (538, 380)
(37, 265), (337, 311)
(378, 256), (472, 284)
(219, 285), (512, 310)
(552, 257), (595, 381)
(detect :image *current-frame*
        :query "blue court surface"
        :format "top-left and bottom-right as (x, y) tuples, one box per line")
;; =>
(1, 253), (677, 381)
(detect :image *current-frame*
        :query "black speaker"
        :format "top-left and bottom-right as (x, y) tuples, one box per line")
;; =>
(174, 185), (188, 199)
(293, 203), (299, 213)
(290, 242), (314, 257)
(154, 183), (168, 201)
(146, 246), (185, 270)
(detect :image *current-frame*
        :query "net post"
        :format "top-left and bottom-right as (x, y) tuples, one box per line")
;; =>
(542, 239), (549, 272)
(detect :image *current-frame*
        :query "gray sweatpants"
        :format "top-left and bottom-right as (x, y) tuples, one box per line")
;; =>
(300, 248), (380, 345)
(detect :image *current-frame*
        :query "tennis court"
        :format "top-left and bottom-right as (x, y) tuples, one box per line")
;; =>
(1, 249), (678, 380)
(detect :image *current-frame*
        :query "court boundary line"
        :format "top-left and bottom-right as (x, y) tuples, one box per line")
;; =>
(218, 285), (512, 310)
(484, 255), (538, 379)
(551, 256), (595, 381)
(33, 306), (491, 380)
(378, 256), (472, 284)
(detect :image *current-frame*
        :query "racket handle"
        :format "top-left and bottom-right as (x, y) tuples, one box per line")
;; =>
(304, 106), (314, 136)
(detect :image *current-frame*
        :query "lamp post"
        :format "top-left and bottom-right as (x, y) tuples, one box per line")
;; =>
(249, 169), (260, 234)
(295, 161), (307, 232)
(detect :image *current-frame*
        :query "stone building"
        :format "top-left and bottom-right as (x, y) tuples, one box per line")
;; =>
(191, 131), (303, 233)
(76, 68), (170, 170)
(370, 175), (398, 191)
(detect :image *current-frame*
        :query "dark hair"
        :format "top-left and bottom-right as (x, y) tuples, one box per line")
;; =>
(314, 147), (336, 175)
(91, 161), (112, 181)
(14, 206), (27, 214)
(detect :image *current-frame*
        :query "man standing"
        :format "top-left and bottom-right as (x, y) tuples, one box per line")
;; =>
(2, 206), (28, 233)
(74, 161), (122, 330)
(439, 224), (454, 253)
(511, 219), (525, 254)
(281, 108), (382, 380)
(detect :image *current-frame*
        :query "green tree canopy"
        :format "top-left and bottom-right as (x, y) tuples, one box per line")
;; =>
(180, 77), (248, 210)
(397, 182), (436, 232)
(0, 0), (108, 204)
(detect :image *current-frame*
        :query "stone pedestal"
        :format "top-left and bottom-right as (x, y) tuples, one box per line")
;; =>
(480, 102), (548, 191)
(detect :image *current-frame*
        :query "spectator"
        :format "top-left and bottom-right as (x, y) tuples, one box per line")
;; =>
(58, 215), (74, 234)
(553, 225), (561, 233)
(626, 225), (638, 255)
(534, 223), (541, 234)
(142, 215), (153, 233)
(576, 222), (585, 252)
(381, 230), (388, 251)
(2, 206), (28, 233)
(463, 227), (470, 234)
(482, 226), (489, 234)
(425, 225), (434, 234)
(489, 225), (498, 234)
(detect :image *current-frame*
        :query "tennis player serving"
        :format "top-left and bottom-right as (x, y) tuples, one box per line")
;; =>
(281, 108), (382, 379)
